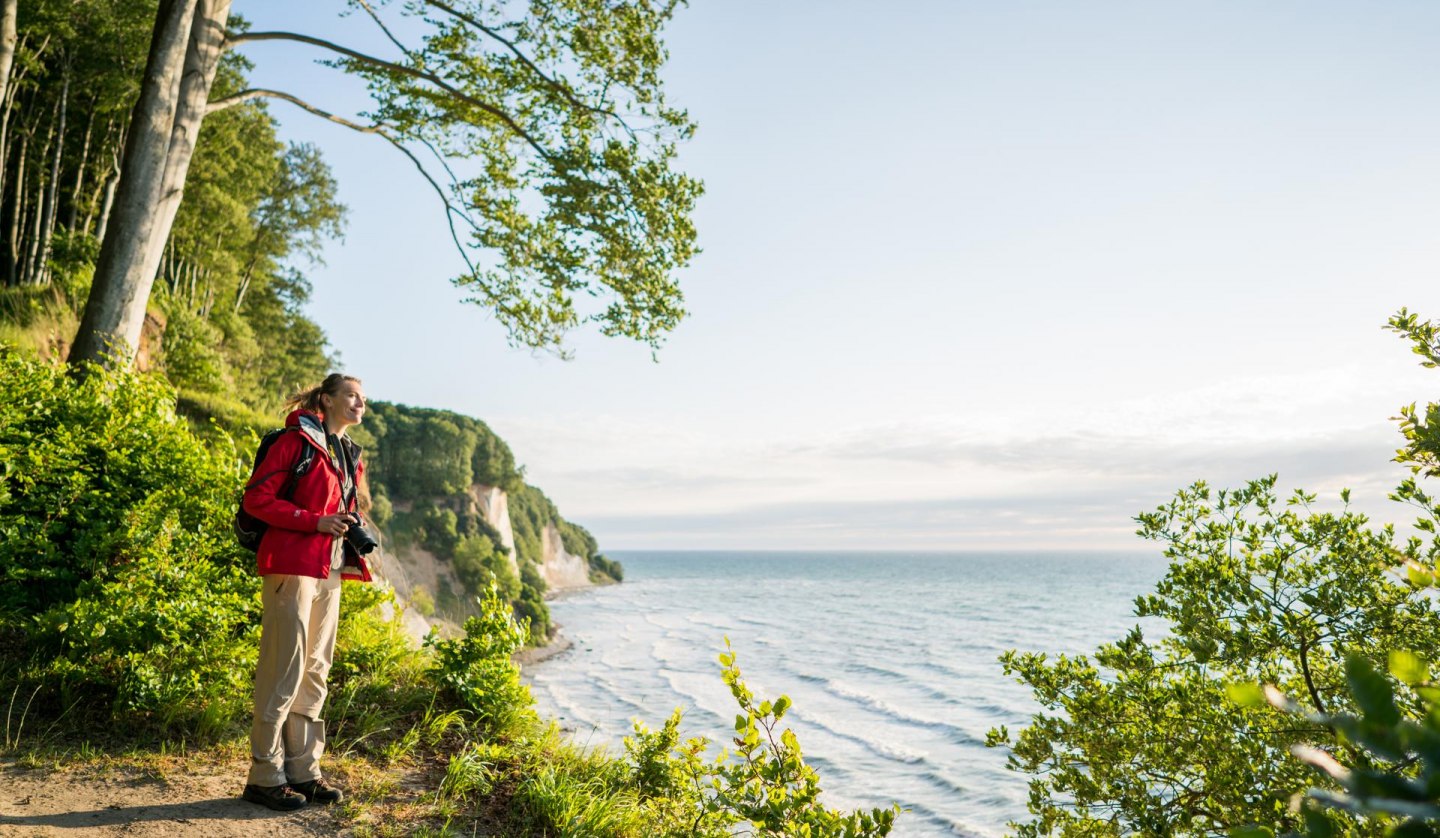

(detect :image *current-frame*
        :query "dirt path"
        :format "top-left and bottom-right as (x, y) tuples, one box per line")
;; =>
(0, 759), (343, 837)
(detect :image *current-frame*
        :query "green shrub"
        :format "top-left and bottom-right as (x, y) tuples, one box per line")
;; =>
(0, 351), (259, 736)
(453, 534), (521, 602)
(0, 350), (248, 618)
(30, 487), (259, 737)
(159, 306), (229, 395)
(427, 584), (532, 733)
(617, 643), (899, 837)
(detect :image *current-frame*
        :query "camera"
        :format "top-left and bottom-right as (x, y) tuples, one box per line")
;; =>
(343, 514), (379, 556)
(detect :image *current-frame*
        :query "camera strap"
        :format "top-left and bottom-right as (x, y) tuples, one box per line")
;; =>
(328, 433), (358, 512)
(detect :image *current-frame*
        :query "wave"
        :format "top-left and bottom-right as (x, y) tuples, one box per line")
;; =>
(921, 769), (969, 797)
(787, 707), (929, 765)
(836, 662), (972, 707)
(803, 679), (982, 747)
(899, 800), (993, 838)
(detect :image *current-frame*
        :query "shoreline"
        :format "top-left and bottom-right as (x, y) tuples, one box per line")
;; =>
(514, 577), (613, 669)
(514, 626), (574, 668)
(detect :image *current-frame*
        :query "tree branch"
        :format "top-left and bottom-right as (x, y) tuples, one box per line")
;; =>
(207, 87), (480, 276)
(420, 0), (633, 136)
(353, 0), (413, 60)
(224, 30), (557, 164)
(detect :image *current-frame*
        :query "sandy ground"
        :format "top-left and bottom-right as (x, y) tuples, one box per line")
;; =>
(0, 633), (577, 837)
(0, 759), (346, 837)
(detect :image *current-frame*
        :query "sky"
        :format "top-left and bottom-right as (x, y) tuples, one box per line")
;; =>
(234, 1), (1440, 551)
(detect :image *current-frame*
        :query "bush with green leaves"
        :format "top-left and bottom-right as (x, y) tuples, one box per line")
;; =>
(454, 534), (521, 603)
(989, 475), (1440, 835)
(989, 310), (1440, 835)
(426, 584), (533, 733)
(621, 642), (900, 837)
(1227, 652), (1440, 837)
(1213, 310), (1440, 837)
(0, 350), (261, 734)
(0, 349), (250, 618)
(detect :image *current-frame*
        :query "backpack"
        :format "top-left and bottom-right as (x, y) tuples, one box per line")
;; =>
(233, 427), (317, 552)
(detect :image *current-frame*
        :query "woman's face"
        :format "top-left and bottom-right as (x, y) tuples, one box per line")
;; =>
(322, 380), (366, 430)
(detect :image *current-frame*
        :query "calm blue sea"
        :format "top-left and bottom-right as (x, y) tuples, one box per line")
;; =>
(525, 551), (1169, 837)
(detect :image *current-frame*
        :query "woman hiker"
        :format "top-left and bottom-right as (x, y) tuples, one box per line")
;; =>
(239, 373), (373, 811)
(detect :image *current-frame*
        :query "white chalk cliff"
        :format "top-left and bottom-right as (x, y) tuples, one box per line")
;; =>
(375, 483), (594, 645)
(541, 522), (591, 590)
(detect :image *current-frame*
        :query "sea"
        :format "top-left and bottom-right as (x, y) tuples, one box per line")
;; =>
(525, 550), (1170, 837)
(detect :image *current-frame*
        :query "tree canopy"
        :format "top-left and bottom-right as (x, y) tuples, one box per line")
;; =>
(68, 0), (702, 369)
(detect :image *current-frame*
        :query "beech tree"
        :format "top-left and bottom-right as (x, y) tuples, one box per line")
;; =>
(69, 0), (701, 368)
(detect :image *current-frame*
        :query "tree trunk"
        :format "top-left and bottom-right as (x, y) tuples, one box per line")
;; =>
(0, 0), (18, 123)
(36, 66), (68, 286)
(7, 127), (26, 285)
(93, 147), (119, 242)
(141, 0), (232, 284)
(22, 96), (57, 285)
(68, 0), (200, 368)
(85, 119), (119, 237)
(67, 100), (95, 233)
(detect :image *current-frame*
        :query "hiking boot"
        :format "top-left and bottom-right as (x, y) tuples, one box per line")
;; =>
(290, 778), (343, 805)
(242, 783), (307, 811)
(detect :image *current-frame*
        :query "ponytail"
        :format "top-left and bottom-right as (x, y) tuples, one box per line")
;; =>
(284, 372), (361, 415)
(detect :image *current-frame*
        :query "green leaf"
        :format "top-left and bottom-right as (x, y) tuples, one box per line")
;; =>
(1229, 826), (1274, 838)
(1390, 650), (1429, 686)
(1347, 654), (1401, 727)
(1226, 682), (1267, 708)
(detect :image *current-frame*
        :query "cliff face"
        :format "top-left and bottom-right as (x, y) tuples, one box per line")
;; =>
(375, 481), (596, 643)
(467, 483), (519, 576)
(357, 401), (613, 644)
(541, 522), (591, 590)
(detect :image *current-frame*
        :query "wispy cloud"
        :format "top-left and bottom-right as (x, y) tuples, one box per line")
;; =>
(495, 373), (1423, 549)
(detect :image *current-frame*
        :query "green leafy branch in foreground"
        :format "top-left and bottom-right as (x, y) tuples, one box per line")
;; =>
(622, 639), (899, 837)
(1230, 651), (1440, 838)
(984, 309), (1440, 836)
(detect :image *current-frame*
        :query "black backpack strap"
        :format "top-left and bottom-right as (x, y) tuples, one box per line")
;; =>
(245, 427), (315, 496)
(278, 435), (317, 502)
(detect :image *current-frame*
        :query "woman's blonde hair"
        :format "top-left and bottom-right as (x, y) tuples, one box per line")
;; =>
(284, 372), (371, 514)
(284, 372), (362, 414)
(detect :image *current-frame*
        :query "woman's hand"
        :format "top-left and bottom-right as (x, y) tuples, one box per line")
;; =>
(317, 514), (353, 536)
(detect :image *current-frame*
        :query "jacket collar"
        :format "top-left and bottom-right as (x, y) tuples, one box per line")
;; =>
(293, 410), (329, 453)
(286, 409), (363, 459)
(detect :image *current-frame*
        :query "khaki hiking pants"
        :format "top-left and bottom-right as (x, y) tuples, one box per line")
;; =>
(247, 572), (342, 788)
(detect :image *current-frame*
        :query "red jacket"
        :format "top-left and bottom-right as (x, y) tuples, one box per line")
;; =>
(242, 409), (373, 582)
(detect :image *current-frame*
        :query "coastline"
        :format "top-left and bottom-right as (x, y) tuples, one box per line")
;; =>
(514, 626), (574, 668)
(515, 579), (609, 668)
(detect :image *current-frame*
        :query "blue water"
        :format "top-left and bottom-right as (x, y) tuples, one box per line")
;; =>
(525, 551), (1169, 837)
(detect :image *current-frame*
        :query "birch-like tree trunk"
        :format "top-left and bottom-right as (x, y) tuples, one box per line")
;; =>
(85, 120), (119, 237)
(141, 0), (232, 282)
(67, 100), (95, 233)
(7, 127), (26, 284)
(69, 0), (199, 367)
(92, 147), (118, 242)
(0, 0), (18, 122)
(35, 66), (67, 285)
